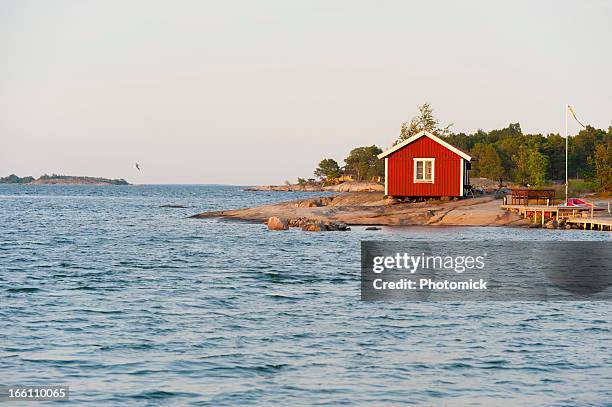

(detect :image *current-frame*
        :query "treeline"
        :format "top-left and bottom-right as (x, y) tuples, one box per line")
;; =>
(309, 103), (611, 193)
(309, 146), (385, 184)
(309, 123), (612, 192)
(0, 174), (130, 185)
(443, 123), (612, 191)
(0, 174), (35, 184)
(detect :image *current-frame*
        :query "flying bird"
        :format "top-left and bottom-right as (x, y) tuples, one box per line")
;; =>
(135, 163), (141, 171)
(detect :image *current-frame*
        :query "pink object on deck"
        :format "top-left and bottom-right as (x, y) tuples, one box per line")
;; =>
(566, 198), (593, 207)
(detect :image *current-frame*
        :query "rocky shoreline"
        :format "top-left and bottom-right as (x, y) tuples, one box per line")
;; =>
(191, 192), (530, 230)
(244, 181), (384, 193)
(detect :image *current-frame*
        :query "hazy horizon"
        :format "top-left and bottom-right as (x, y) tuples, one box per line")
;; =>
(1, 0), (610, 184)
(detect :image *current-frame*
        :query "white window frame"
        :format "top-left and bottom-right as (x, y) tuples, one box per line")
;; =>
(413, 158), (435, 183)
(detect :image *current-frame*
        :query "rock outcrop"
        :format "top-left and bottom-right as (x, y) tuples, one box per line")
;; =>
(267, 217), (289, 231)
(244, 181), (384, 193)
(192, 193), (526, 229)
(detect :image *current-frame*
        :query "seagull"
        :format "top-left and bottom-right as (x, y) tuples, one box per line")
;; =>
(135, 163), (141, 171)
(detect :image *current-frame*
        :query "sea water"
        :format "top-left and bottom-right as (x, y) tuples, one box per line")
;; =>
(1, 185), (610, 405)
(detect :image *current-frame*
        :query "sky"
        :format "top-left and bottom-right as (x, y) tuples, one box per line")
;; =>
(0, 0), (610, 184)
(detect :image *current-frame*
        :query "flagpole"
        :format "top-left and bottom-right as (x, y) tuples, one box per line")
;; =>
(565, 104), (568, 203)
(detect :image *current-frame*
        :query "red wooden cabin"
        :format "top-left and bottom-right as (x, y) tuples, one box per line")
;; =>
(378, 130), (472, 198)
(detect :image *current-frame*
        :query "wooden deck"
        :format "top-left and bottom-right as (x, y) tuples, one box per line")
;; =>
(566, 216), (612, 231)
(501, 200), (612, 231)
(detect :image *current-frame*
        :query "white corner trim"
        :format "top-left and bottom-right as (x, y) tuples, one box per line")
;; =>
(413, 158), (435, 183)
(384, 157), (388, 195)
(377, 130), (472, 161)
(459, 158), (464, 197)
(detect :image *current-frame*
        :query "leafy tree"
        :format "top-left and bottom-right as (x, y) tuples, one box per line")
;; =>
(472, 144), (504, 180)
(588, 143), (612, 192)
(344, 146), (384, 182)
(527, 148), (548, 186)
(511, 146), (531, 186)
(542, 133), (566, 181)
(569, 126), (604, 179)
(297, 177), (307, 186)
(443, 132), (473, 153)
(395, 103), (452, 145)
(314, 158), (341, 180)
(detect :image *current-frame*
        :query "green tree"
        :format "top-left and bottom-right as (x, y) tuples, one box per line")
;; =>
(527, 148), (548, 186)
(395, 103), (452, 145)
(344, 145), (384, 181)
(588, 143), (612, 192)
(472, 144), (504, 180)
(511, 146), (530, 186)
(314, 158), (341, 180)
(569, 126), (605, 179)
(542, 133), (566, 181)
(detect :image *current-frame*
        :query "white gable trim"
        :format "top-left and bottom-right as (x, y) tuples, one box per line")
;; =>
(377, 130), (472, 161)
(384, 157), (388, 195)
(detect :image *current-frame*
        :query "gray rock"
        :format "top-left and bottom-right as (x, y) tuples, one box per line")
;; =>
(333, 222), (349, 231)
(365, 226), (381, 231)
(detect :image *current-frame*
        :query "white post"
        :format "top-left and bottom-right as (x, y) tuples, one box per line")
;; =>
(459, 159), (464, 197)
(384, 158), (388, 196)
(565, 104), (568, 203)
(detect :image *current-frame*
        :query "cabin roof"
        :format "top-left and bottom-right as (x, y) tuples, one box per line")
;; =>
(377, 130), (472, 161)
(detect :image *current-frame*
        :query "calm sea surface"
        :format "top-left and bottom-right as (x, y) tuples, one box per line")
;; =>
(1, 185), (610, 406)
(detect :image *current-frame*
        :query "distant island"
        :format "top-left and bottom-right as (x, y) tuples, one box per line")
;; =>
(0, 174), (130, 185)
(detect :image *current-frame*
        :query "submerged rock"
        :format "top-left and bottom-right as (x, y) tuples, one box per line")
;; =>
(300, 220), (350, 232)
(268, 217), (289, 231)
(328, 221), (349, 231)
(365, 226), (381, 231)
(302, 221), (324, 232)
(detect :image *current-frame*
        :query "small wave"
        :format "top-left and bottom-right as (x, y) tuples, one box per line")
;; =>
(7, 287), (40, 293)
(69, 286), (99, 291)
(207, 363), (289, 377)
(79, 309), (124, 315)
(131, 390), (198, 400)
(99, 343), (155, 351)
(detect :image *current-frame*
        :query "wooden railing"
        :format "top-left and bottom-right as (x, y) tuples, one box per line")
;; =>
(507, 189), (556, 206)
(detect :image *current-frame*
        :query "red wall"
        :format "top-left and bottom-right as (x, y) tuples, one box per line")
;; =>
(387, 136), (462, 197)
